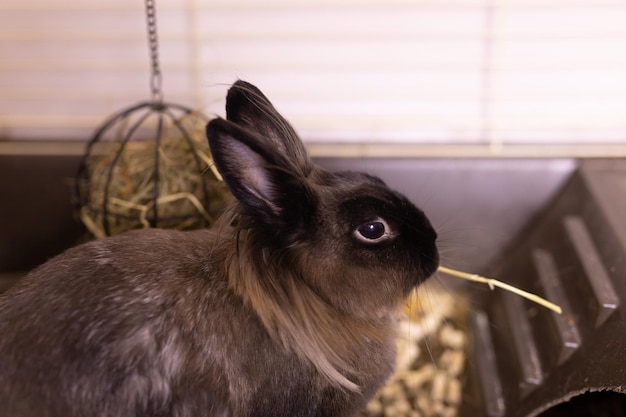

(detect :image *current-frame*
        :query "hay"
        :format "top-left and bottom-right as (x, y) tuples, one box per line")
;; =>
(78, 112), (232, 239)
(361, 286), (470, 417)
(438, 266), (562, 314)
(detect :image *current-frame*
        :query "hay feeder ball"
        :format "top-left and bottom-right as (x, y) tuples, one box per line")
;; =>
(74, 0), (230, 238)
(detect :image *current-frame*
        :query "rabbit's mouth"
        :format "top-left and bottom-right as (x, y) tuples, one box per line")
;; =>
(417, 213), (439, 281)
(421, 249), (440, 281)
(411, 237), (440, 288)
(398, 247), (439, 296)
(424, 232), (440, 274)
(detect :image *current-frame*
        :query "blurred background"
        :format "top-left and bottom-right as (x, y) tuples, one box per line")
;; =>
(1, 0), (626, 157)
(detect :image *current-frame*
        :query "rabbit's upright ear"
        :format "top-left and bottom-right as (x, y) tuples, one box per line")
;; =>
(206, 118), (315, 231)
(223, 80), (312, 176)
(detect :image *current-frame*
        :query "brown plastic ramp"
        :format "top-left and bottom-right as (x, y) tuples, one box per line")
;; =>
(462, 159), (626, 417)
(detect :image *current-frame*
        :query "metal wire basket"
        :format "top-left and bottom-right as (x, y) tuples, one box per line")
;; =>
(74, 0), (229, 238)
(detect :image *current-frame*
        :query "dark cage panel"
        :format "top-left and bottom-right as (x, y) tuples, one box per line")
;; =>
(462, 159), (626, 417)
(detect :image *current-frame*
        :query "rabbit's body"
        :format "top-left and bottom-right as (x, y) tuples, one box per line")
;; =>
(0, 81), (438, 417)
(1, 227), (392, 416)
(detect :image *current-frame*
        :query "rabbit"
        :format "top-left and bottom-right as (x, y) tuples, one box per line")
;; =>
(0, 80), (439, 417)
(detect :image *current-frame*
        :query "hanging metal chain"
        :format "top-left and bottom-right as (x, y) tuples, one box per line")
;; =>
(145, 0), (163, 104)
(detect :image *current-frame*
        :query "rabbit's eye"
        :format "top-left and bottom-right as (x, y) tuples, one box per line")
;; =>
(354, 218), (391, 243)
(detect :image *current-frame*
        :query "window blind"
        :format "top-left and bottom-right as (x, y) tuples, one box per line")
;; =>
(1, 0), (625, 153)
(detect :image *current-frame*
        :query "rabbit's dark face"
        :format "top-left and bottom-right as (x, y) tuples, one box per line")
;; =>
(295, 168), (439, 315)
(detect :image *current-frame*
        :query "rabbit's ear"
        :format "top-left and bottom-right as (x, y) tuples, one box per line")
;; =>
(206, 118), (315, 230)
(224, 80), (312, 176)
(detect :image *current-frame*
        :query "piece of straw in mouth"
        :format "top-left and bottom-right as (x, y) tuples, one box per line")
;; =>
(437, 266), (563, 315)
